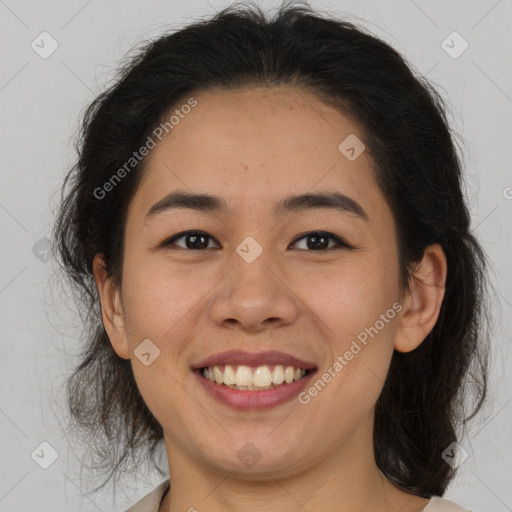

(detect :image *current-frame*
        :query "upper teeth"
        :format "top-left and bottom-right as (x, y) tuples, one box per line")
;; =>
(202, 364), (307, 388)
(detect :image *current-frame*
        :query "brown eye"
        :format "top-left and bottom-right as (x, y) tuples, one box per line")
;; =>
(290, 231), (351, 251)
(162, 230), (351, 252)
(162, 231), (219, 250)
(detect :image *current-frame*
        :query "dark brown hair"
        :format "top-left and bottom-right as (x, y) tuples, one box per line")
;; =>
(53, 0), (492, 498)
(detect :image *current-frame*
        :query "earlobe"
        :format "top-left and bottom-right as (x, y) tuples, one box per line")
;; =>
(92, 254), (131, 360)
(394, 244), (447, 353)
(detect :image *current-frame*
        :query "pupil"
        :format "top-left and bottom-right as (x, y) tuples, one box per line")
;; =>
(187, 234), (208, 250)
(308, 234), (328, 250)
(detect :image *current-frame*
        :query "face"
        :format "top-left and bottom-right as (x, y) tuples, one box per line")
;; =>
(101, 86), (408, 478)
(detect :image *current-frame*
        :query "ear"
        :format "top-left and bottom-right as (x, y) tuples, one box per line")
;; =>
(93, 253), (130, 360)
(394, 244), (447, 353)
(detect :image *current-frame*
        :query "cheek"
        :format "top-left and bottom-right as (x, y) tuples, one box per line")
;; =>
(308, 257), (397, 334)
(120, 257), (201, 426)
(306, 254), (399, 385)
(121, 254), (199, 336)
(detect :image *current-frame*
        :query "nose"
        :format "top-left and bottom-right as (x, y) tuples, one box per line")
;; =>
(208, 252), (300, 333)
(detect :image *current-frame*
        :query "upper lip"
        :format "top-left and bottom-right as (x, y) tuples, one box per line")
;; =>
(192, 350), (317, 370)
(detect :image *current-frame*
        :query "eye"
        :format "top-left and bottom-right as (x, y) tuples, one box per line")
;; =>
(162, 230), (220, 250)
(161, 230), (351, 251)
(290, 231), (351, 251)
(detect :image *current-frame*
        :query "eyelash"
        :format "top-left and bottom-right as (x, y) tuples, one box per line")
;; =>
(160, 230), (353, 252)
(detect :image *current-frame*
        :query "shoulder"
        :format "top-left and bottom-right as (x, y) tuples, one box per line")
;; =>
(124, 478), (170, 512)
(424, 496), (472, 511)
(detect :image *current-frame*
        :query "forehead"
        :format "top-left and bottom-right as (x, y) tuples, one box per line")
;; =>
(130, 85), (384, 222)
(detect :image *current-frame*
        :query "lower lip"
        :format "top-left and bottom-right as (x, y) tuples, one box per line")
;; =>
(194, 369), (317, 410)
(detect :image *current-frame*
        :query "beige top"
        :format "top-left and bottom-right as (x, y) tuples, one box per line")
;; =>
(124, 478), (471, 511)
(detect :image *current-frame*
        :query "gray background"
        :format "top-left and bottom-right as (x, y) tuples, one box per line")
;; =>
(0, 0), (511, 510)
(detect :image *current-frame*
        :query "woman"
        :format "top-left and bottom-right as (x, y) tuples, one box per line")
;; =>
(53, 2), (490, 510)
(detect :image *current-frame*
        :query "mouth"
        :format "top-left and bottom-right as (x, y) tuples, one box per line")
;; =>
(196, 364), (314, 391)
(191, 350), (318, 410)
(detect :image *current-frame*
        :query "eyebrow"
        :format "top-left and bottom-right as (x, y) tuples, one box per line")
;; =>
(145, 189), (368, 222)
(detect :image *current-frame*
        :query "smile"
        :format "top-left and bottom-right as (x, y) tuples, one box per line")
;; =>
(201, 364), (311, 390)
(194, 366), (317, 411)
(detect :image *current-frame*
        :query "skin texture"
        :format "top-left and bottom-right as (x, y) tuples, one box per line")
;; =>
(93, 85), (447, 512)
